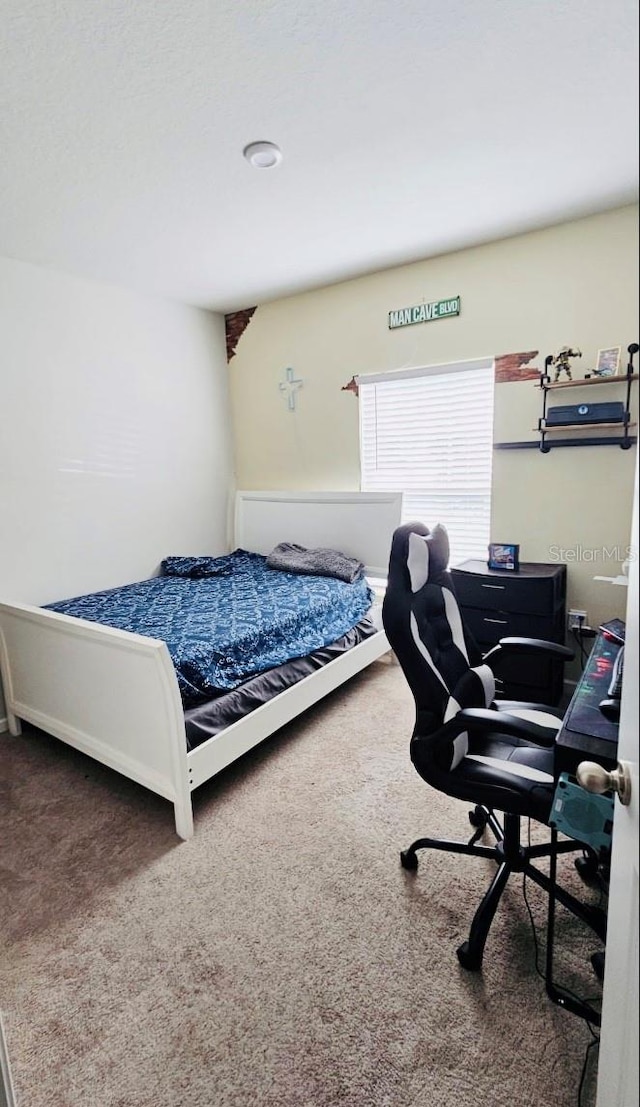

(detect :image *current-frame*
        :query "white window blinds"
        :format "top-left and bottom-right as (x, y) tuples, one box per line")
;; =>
(359, 359), (495, 566)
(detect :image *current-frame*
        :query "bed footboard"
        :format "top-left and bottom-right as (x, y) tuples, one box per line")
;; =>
(0, 602), (194, 840)
(187, 627), (391, 788)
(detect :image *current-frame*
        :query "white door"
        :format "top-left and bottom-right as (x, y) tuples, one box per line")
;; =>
(595, 452), (639, 1107)
(0, 1012), (16, 1107)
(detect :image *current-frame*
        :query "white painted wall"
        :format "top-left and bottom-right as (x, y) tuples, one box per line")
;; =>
(0, 255), (234, 725)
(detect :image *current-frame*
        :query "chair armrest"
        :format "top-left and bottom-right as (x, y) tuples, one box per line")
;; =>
(451, 707), (559, 747)
(483, 637), (575, 671)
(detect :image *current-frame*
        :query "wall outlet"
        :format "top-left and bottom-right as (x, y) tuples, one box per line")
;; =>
(568, 609), (588, 630)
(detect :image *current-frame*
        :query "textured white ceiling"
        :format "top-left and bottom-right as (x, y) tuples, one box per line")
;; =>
(1, 0), (638, 312)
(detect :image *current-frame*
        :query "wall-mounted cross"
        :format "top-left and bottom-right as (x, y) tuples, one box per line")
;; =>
(279, 367), (303, 411)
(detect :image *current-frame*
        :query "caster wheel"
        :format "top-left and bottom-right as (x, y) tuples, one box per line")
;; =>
(575, 854), (599, 883)
(469, 805), (487, 829)
(456, 941), (483, 971)
(400, 849), (418, 871)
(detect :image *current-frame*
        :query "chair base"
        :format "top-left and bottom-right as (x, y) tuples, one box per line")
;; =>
(401, 806), (606, 970)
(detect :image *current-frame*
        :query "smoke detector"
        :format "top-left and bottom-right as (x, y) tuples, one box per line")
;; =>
(243, 141), (283, 169)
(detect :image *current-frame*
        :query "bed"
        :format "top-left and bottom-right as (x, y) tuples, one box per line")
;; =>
(0, 491), (401, 839)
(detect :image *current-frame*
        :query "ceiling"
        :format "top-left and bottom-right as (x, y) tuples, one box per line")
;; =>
(1, 0), (638, 313)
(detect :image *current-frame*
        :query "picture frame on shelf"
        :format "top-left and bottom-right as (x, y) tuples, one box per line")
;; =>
(594, 346), (621, 377)
(488, 543), (520, 572)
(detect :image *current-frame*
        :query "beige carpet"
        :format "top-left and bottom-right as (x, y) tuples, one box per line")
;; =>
(1, 657), (600, 1107)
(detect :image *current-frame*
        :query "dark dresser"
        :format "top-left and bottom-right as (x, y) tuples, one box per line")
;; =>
(450, 559), (567, 706)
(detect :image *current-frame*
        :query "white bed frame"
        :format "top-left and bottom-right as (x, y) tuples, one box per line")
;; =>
(0, 491), (401, 839)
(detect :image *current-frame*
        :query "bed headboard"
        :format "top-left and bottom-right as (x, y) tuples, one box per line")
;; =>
(234, 491), (402, 579)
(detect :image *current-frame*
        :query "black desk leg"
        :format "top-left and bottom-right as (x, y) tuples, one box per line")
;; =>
(545, 828), (603, 1026)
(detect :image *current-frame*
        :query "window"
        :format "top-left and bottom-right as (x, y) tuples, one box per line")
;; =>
(359, 358), (495, 565)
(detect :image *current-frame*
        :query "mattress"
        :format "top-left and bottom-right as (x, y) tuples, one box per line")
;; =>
(184, 617), (378, 750)
(45, 549), (375, 707)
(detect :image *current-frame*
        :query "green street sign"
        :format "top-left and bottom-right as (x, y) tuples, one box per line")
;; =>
(388, 296), (461, 330)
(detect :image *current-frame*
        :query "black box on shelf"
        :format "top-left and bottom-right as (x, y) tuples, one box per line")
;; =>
(546, 401), (625, 426)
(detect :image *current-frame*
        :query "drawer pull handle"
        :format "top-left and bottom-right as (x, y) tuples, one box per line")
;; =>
(484, 618), (508, 625)
(482, 584), (506, 590)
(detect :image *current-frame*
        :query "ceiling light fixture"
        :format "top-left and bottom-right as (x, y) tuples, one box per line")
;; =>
(243, 141), (283, 169)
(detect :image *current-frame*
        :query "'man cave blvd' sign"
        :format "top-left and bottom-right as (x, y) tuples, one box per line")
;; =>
(388, 296), (461, 330)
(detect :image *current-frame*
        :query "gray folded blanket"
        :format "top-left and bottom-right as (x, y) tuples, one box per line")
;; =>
(266, 542), (364, 584)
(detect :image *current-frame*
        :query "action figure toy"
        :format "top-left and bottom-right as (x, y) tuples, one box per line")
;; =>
(551, 347), (582, 382)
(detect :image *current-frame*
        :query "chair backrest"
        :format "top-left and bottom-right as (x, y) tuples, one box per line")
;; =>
(382, 522), (496, 766)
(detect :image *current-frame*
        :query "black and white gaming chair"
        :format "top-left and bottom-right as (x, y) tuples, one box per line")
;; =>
(382, 521), (604, 970)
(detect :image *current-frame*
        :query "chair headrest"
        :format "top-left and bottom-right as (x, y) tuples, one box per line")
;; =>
(388, 522), (450, 593)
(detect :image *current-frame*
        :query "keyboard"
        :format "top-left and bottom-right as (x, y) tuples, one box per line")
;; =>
(608, 646), (625, 698)
(599, 618), (626, 645)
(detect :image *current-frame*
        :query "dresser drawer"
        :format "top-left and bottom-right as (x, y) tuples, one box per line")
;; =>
(495, 677), (562, 708)
(463, 606), (558, 645)
(492, 652), (555, 691)
(453, 573), (561, 616)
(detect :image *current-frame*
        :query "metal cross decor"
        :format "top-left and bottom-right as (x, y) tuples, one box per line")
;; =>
(279, 366), (303, 411)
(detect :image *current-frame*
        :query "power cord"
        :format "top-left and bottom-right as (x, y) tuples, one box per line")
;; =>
(577, 1030), (600, 1107)
(571, 616), (589, 670)
(570, 627), (584, 670)
(521, 820), (601, 1107)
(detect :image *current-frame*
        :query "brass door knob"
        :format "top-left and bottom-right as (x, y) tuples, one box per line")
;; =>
(576, 761), (632, 806)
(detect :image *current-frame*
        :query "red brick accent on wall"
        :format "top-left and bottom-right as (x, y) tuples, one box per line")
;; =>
(341, 352), (541, 396)
(341, 376), (359, 397)
(225, 307), (257, 361)
(494, 350), (540, 382)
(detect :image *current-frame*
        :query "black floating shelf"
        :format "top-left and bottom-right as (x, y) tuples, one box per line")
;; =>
(529, 343), (640, 452)
(495, 441), (544, 450)
(495, 436), (638, 451)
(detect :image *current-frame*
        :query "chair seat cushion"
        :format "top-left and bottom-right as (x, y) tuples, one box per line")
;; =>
(494, 700), (563, 735)
(412, 729), (557, 822)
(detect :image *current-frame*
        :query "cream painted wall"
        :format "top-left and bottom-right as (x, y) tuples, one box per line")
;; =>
(0, 255), (234, 724)
(230, 205), (639, 659)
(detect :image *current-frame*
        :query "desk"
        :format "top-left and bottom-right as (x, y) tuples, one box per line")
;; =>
(555, 629), (620, 777)
(546, 629), (621, 1024)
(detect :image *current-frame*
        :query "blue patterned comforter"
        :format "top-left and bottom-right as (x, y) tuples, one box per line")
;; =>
(45, 550), (374, 707)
